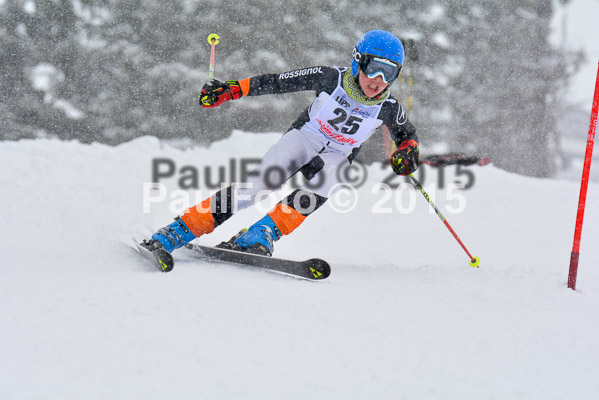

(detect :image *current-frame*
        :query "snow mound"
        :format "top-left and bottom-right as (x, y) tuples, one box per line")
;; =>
(1, 133), (598, 399)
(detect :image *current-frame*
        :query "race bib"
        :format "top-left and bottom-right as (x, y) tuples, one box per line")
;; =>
(312, 87), (382, 151)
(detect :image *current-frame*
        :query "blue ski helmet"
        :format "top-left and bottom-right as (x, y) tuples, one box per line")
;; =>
(352, 30), (404, 84)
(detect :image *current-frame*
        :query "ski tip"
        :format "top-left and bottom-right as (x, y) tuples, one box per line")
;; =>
(132, 237), (142, 251)
(156, 250), (175, 272)
(306, 259), (331, 280)
(132, 237), (175, 273)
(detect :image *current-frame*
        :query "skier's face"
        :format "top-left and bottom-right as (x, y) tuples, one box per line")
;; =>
(358, 70), (389, 98)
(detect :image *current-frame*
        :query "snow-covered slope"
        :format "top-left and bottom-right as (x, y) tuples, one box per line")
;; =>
(1, 133), (598, 399)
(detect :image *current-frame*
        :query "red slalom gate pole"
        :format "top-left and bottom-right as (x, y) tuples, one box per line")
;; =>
(568, 61), (599, 290)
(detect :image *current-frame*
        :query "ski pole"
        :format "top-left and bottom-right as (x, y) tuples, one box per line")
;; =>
(207, 33), (220, 79)
(409, 173), (480, 267)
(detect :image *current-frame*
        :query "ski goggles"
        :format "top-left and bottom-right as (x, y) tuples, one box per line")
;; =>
(361, 55), (402, 83)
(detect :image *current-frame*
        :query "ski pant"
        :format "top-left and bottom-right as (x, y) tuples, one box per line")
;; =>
(181, 128), (354, 238)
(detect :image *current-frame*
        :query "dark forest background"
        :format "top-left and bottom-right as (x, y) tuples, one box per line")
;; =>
(0, 0), (582, 176)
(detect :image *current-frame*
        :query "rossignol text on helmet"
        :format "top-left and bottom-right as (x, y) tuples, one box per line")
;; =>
(352, 30), (404, 84)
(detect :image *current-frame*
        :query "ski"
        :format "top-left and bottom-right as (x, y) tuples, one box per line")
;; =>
(185, 243), (331, 280)
(132, 238), (174, 272)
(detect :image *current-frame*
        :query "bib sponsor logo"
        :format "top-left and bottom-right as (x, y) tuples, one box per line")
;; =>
(351, 107), (372, 118)
(335, 96), (351, 108)
(279, 67), (323, 80)
(316, 119), (358, 146)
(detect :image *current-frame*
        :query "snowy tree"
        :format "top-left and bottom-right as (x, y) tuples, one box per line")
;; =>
(0, 0), (580, 176)
(442, 0), (571, 177)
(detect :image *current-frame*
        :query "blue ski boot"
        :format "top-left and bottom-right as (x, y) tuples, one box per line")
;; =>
(220, 215), (281, 257)
(149, 216), (196, 253)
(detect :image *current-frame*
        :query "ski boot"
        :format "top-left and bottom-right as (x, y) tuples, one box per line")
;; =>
(219, 215), (281, 257)
(142, 216), (197, 253)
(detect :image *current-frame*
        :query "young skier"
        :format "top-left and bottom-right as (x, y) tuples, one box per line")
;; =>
(141, 30), (419, 257)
